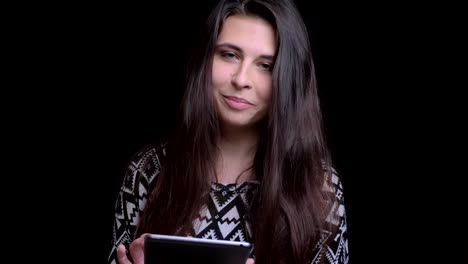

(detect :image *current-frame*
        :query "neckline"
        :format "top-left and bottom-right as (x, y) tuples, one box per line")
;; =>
(211, 179), (260, 187)
(210, 180), (260, 193)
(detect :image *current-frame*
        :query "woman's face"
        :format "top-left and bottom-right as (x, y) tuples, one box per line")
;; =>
(212, 15), (277, 130)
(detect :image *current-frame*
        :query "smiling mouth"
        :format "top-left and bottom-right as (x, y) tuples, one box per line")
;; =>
(223, 96), (254, 110)
(223, 96), (253, 105)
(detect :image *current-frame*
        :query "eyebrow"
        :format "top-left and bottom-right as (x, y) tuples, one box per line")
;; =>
(215, 43), (275, 61)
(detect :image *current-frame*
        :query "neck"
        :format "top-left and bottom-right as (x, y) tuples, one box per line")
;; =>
(220, 125), (259, 156)
(215, 125), (259, 184)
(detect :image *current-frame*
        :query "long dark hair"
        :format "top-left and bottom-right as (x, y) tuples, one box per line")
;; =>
(136, 0), (337, 263)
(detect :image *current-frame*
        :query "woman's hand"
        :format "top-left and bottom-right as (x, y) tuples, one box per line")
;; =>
(246, 258), (255, 264)
(117, 233), (149, 264)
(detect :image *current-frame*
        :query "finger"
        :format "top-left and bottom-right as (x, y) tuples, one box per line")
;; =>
(128, 234), (149, 264)
(246, 258), (255, 264)
(140, 232), (151, 238)
(117, 244), (132, 264)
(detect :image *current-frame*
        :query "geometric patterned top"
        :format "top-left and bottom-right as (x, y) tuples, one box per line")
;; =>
(107, 142), (349, 264)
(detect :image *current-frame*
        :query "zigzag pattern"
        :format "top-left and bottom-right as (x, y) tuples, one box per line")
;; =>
(192, 181), (257, 241)
(108, 144), (165, 262)
(108, 143), (349, 264)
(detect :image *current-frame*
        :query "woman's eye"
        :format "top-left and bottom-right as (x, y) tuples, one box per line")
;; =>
(259, 63), (273, 71)
(222, 52), (237, 59)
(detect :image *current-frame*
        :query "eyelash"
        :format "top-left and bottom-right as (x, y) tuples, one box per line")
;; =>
(220, 51), (273, 72)
(259, 63), (273, 71)
(221, 51), (237, 60)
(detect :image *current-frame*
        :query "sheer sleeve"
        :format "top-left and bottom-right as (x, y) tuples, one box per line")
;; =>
(107, 144), (165, 264)
(310, 172), (350, 264)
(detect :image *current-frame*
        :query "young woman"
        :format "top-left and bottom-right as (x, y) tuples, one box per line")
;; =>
(109, 0), (349, 263)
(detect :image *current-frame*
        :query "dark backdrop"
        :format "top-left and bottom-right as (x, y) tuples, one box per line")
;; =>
(83, 1), (382, 263)
(14, 1), (457, 263)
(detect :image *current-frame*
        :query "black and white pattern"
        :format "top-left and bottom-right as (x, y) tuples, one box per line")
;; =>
(192, 181), (258, 242)
(108, 143), (349, 264)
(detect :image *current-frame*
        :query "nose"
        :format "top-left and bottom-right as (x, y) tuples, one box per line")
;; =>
(231, 64), (252, 89)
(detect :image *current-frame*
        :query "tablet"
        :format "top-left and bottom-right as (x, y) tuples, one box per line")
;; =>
(144, 234), (253, 264)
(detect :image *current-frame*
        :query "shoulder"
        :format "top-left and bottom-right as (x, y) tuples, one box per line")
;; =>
(120, 141), (167, 195)
(128, 142), (167, 171)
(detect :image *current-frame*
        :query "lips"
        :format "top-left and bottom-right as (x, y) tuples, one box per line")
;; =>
(223, 96), (253, 105)
(222, 95), (254, 110)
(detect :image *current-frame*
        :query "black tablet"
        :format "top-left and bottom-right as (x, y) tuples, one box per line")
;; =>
(144, 234), (253, 264)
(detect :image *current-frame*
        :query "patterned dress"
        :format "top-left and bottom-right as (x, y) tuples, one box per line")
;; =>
(108, 143), (349, 264)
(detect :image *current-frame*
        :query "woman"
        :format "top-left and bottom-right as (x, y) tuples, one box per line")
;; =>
(109, 0), (349, 263)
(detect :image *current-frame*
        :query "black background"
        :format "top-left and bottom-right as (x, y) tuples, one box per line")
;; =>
(6, 1), (461, 263)
(93, 2), (366, 261)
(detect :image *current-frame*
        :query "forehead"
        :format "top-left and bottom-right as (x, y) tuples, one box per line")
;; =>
(217, 15), (277, 56)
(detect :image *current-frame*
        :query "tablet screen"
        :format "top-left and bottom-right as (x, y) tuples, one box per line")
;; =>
(144, 234), (253, 264)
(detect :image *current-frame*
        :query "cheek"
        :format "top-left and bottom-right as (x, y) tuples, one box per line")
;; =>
(212, 60), (230, 88)
(257, 80), (273, 103)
